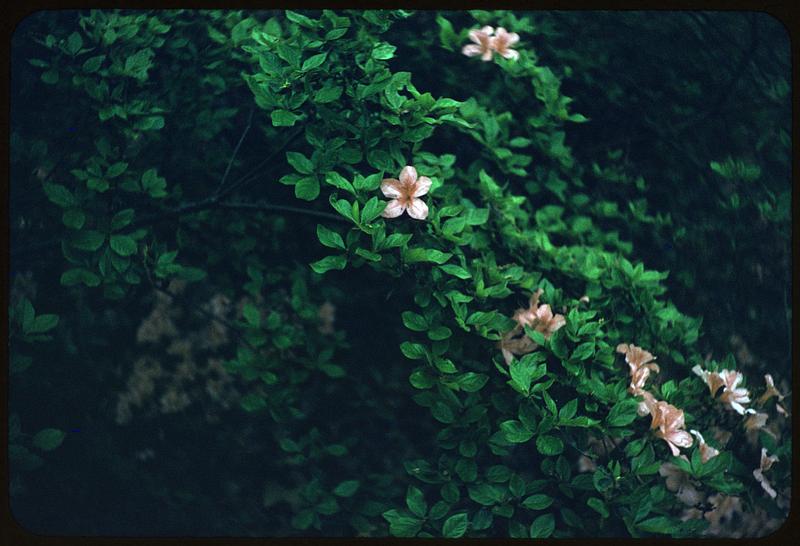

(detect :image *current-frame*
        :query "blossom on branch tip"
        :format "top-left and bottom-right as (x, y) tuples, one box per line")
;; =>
(380, 166), (431, 220)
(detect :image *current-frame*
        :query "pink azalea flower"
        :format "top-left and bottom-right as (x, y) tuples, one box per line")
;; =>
(462, 26), (495, 61)
(380, 166), (431, 220)
(491, 27), (520, 60)
(650, 401), (693, 456)
(691, 364), (726, 397)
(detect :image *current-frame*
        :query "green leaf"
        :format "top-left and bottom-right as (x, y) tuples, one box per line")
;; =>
(468, 484), (504, 506)
(286, 151), (314, 174)
(400, 341), (426, 360)
(522, 494), (553, 510)
(314, 85), (343, 103)
(457, 372), (489, 392)
(71, 230), (105, 252)
(301, 52), (328, 71)
(110, 209), (135, 230)
(530, 513), (555, 538)
(404, 248), (452, 264)
(82, 54), (105, 72)
(106, 162), (128, 178)
(242, 303), (260, 327)
(439, 264), (471, 279)
(401, 311), (427, 331)
(271, 109), (300, 127)
(431, 402), (455, 423)
(295, 176), (320, 201)
(32, 428), (65, 451)
(500, 420), (533, 443)
(310, 255), (346, 274)
(325, 171), (355, 195)
(110, 235), (137, 256)
(334, 480), (360, 497)
(572, 341), (595, 361)
(406, 485), (427, 517)
(60, 268), (100, 287)
(361, 197), (386, 223)
(240, 394), (267, 412)
(536, 435), (564, 456)
(637, 516), (676, 534)
(43, 183), (76, 208)
(607, 399), (639, 427)
(382, 509), (422, 537)
(28, 314), (59, 334)
(66, 32), (83, 55)
(428, 326), (452, 341)
(442, 513), (468, 538)
(372, 42), (397, 60)
(62, 208), (85, 229)
(316, 224), (345, 249)
(587, 497), (609, 518)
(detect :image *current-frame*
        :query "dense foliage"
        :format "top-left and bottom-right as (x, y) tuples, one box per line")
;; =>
(9, 9), (791, 537)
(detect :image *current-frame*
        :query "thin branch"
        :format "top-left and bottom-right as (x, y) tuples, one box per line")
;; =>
(214, 107), (255, 197)
(217, 123), (305, 201)
(217, 201), (348, 223)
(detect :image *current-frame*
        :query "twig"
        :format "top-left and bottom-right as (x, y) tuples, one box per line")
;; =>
(214, 107), (255, 197)
(217, 201), (348, 223)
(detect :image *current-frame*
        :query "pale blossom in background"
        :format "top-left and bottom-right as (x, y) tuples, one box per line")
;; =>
(461, 25), (495, 61)
(380, 166), (431, 220)
(659, 457), (703, 506)
(756, 373), (784, 405)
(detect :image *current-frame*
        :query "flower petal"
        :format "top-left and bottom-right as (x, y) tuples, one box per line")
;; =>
(380, 178), (402, 198)
(501, 49), (520, 60)
(462, 44), (482, 57)
(406, 198), (429, 220)
(399, 165), (417, 186)
(481, 49), (493, 62)
(412, 176), (432, 197)
(480, 25), (494, 36)
(506, 32), (520, 46)
(381, 199), (405, 218)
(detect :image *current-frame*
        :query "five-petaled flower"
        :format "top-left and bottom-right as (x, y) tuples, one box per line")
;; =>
(500, 289), (565, 364)
(380, 166), (431, 220)
(462, 25), (495, 61)
(650, 401), (693, 456)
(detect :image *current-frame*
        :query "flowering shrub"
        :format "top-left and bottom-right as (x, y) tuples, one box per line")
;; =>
(10, 9), (790, 538)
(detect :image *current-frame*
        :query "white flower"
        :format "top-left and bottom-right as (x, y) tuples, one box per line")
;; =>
(380, 166), (431, 220)
(752, 448), (779, 499)
(491, 27), (520, 60)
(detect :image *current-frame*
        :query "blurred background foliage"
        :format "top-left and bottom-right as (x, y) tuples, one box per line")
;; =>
(8, 9), (790, 537)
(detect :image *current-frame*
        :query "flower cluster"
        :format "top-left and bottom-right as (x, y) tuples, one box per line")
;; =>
(500, 289), (565, 364)
(462, 26), (520, 61)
